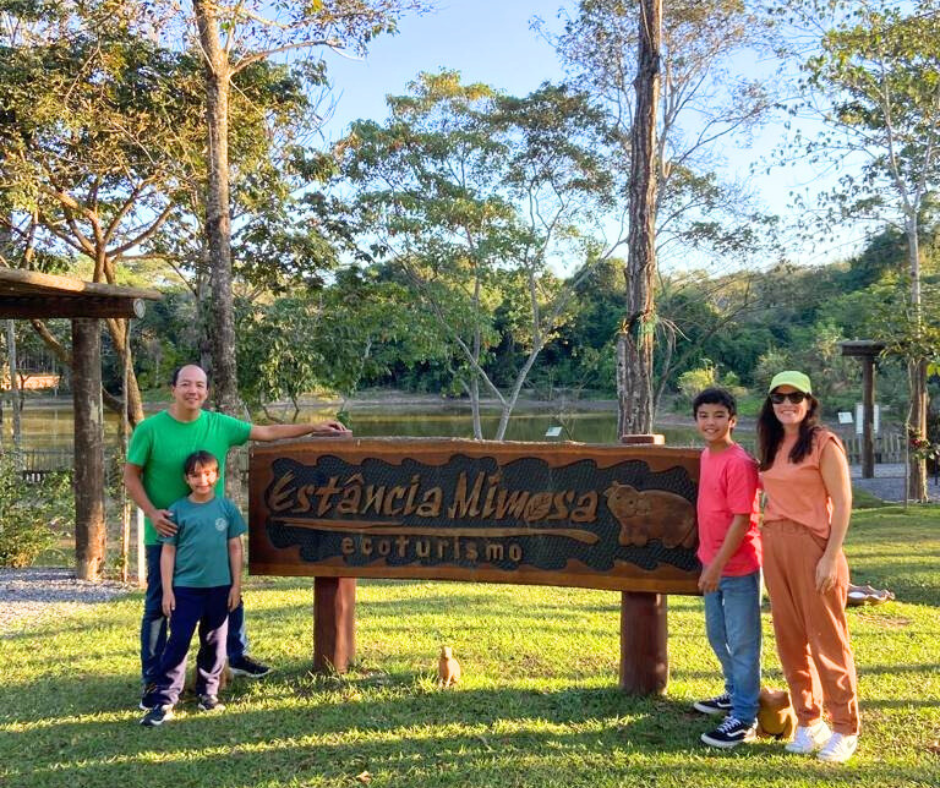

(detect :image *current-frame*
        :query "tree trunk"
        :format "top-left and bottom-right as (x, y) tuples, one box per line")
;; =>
(909, 358), (928, 501)
(470, 376), (482, 439)
(105, 318), (145, 425)
(617, 0), (661, 437)
(906, 218), (927, 501)
(495, 344), (545, 441)
(194, 1), (238, 417)
(6, 320), (22, 463)
(194, 1), (242, 502)
(72, 318), (107, 581)
(196, 241), (214, 372)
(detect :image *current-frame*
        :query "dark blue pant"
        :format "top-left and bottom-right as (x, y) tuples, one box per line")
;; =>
(141, 545), (248, 684)
(152, 585), (230, 706)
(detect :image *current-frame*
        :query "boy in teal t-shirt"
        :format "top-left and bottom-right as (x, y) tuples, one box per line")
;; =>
(140, 451), (246, 727)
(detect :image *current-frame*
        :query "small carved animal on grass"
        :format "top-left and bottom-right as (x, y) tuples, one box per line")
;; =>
(437, 646), (461, 687)
(756, 687), (797, 740)
(604, 481), (697, 549)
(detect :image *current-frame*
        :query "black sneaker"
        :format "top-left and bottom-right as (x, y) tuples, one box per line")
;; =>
(693, 693), (732, 716)
(197, 694), (226, 712)
(140, 704), (173, 727)
(139, 683), (158, 711)
(700, 716), (757, 749)
(229, 655), (271, 678)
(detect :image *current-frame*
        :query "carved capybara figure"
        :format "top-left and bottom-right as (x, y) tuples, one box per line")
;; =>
(438, 646), (461, 687)
(604, 481), (697, 549)
(757, 687), (797, 740)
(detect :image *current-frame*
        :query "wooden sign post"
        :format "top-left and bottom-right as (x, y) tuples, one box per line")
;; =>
(249, 438), (700, 693)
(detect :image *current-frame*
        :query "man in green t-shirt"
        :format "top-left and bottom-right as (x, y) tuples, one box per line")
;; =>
(125, 364), (349, 709)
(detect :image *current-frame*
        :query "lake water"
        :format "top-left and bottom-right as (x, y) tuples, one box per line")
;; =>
(1, 401), (705, 454)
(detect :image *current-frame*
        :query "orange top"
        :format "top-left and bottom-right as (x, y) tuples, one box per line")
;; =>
(760, 429), (845, 539)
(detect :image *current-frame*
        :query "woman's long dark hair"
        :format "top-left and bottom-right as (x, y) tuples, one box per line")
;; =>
(757, 393), (822, 470)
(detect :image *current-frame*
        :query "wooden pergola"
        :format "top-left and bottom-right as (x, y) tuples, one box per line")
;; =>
(840, 340), (887, 479)
(0, 268), (161, 580)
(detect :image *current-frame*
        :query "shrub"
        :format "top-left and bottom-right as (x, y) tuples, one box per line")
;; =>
(678, 364), (718, 403)
(677, 363), (749, 407)
(0, 454), (72, 568)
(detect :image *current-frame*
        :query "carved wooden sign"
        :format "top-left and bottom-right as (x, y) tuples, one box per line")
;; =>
(249, 438), (701, 594)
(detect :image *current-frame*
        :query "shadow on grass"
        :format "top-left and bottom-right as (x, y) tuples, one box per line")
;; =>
(3, 671), (937, 788)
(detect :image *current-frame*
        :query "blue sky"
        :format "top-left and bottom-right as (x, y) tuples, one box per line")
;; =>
(320, 1), (566, 139)
(316, 1), (866, 269)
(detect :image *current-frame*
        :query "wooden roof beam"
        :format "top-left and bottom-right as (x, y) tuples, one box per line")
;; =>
(0, 296), (147, 319)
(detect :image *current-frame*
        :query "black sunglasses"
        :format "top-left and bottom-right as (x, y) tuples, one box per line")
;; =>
(770, 391), (807, 405)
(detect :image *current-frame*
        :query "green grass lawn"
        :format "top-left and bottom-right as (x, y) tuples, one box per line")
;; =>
(2, 506), (939, 788)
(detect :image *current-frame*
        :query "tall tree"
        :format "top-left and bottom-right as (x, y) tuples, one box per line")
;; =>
(774, 0), (940, 500)
(142, 56), (341, 377)
(339, 72), (612, 438)
(618, 0), (662, 435)
(541, 0), (777, 427)
(180, 0), (429, 417)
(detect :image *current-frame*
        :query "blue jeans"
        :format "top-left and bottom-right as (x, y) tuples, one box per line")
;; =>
(703, 570), (762, 726)
(140, 544), (249, 685)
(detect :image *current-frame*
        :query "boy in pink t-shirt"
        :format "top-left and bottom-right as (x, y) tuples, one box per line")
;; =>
(691, 387), (762, 749)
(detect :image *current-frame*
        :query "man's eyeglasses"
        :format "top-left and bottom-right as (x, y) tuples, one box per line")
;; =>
(770, 391), (807, 405)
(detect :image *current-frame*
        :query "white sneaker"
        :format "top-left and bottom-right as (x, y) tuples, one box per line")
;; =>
(785, 721), (832, 754)
(817, 733), (858, 763)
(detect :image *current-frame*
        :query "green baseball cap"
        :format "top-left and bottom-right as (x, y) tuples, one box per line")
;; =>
(768, 370), (812, 394)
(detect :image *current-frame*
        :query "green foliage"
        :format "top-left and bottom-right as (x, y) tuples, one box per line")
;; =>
(236, 268), (449, 415)
(0, 455), (71, 568)
(778, 0), (940, 235)
(127, 290), (201, 391)
(868, 276), (940, 364)
(0, 4), (205, 251)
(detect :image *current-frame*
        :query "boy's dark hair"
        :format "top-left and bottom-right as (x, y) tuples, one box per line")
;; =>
(692, 387), (737, 418)
(170, 365), (210, 387)
(183, 450), (219, 477)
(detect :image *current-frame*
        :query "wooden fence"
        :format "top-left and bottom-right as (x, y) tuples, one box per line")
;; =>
(14, 446), (252, 488)
(688, 432), (906, 467)
(841, 432), (905, 465)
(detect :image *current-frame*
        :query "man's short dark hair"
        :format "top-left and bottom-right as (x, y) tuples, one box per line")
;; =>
(170, 365), (209, 387)
(183, 450), (219, 477)
(692, 387), (737, 418)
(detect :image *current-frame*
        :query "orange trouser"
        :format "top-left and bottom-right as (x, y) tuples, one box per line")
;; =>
(762, 519), (860, 735)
